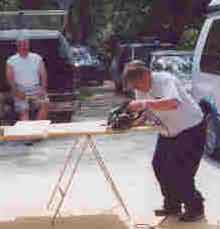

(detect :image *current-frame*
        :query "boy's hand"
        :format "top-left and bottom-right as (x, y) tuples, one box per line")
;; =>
(128, 100), (144, 112)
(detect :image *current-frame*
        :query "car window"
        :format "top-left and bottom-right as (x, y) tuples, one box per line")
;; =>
(200, 19), (220, 74)
(71, 47), (91, 62)
(71, 47), (83, 62)
(70, 46), (103, 66)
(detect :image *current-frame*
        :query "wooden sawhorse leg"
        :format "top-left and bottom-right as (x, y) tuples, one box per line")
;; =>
(47, 134), (132, 226)
(47, 136), (88, 222)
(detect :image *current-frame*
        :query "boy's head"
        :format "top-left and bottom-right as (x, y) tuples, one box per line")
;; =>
(123, 60), (151, 92)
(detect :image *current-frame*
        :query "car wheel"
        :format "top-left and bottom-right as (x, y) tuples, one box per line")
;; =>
(204, 114), (219, 157)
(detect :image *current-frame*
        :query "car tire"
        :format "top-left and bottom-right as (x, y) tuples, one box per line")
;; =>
(204, 114), (217, 156)
(204, 114), (220, 161)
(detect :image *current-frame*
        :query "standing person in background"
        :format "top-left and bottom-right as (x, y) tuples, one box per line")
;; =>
(123, 60), (206, 222)
(6, 31), (49, 121)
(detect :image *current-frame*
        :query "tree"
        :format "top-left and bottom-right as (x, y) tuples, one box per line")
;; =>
(141, 0), (212, 44)
(72, 0), (152, 45)
(0, 0), (21, 10)
(21, 0), (44, 9)
(0, 0), (212, 47)
(78, 0), (90, 43)
(53, 0), (75, 9)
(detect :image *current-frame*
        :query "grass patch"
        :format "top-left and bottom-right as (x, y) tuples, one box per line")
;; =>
(78, 87), (94, 101)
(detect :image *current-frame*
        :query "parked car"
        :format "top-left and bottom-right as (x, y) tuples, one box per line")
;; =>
(70, 45), (107, 86)
(0, 10), (77, 124)
(111, 41), (174, 92)
(150, 50), (194, 92)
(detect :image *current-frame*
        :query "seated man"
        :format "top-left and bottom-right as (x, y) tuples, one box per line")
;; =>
(6, 32), (49, 121)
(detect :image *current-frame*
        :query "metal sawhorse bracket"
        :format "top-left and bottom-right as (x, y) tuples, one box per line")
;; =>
(46, 134), (132, 226)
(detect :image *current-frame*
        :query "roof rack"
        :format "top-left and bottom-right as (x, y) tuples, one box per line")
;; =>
(0, 10), (67, 30)
(0, 10), (67, 16)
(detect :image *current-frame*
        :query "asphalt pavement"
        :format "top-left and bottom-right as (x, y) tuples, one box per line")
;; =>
(0, 81), (220, 228)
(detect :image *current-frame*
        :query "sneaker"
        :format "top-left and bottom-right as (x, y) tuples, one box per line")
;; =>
(154, 208), (181, 217)
(179, 210), (204, 222)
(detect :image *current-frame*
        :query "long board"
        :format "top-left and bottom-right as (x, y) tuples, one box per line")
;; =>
(0, 120), (162, 142)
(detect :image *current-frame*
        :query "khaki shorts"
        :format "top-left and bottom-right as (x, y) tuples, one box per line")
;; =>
(14, 85), (49, 113)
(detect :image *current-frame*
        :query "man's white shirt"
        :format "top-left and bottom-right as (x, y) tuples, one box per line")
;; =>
(7, 52), (42, 90)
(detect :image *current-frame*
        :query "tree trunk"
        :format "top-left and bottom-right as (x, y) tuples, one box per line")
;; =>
(78, 0), (90, 44)
(62, 5), (75, 43)
(21, 0), (43, 9)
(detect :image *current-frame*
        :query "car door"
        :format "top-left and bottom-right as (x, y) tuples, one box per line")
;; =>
(192, 15), (220, 112)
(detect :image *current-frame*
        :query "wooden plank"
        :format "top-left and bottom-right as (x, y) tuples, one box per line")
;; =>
(15, 120), (51, 126)
(47, 120), (107, 137)
(47, 120), (160, 138)
(3, 120), (51, 141)
(0, 120), (161, 141)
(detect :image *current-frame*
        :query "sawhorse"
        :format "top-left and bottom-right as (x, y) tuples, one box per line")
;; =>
(46, 134), (132, 227)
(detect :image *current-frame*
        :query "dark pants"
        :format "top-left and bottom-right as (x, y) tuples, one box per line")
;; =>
(152, 120), (206, 211)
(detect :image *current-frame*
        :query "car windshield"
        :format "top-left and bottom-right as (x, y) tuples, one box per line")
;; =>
(72, 47), (92, 61)
(70, 46), (100, 65)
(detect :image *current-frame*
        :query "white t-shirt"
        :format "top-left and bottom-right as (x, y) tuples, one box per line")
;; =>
(135, 72), (204, 137)
(7, 52), (42, 89)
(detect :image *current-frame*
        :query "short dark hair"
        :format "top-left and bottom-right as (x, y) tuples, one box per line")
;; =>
(123, 60), (150, 83)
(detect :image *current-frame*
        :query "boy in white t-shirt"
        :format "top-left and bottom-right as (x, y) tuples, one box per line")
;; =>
(6, 33), (49, 121)
(123, 60), (206, 222)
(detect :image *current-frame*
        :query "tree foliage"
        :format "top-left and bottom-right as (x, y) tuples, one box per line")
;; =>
(69, 0), (153, 46)
(111, 0), (153, 38)
(0, 0), (22, 10)
(0, 0), (212, 49)
(142, 0), (211, 45)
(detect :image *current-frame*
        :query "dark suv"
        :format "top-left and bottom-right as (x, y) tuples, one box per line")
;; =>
(0, 29), (76, 124)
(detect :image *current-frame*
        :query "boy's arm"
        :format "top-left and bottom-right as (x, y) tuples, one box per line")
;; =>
(128, 98), (180, 112)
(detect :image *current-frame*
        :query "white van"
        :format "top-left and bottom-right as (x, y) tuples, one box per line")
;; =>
(192, 0), (220, 157)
